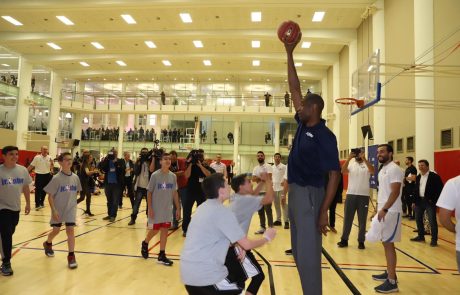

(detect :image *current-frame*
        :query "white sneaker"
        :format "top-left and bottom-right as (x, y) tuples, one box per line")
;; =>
(254, 228), (265, 235)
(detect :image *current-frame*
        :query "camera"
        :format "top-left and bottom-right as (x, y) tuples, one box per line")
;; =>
(187, 149), (204, 165)
(351, 148), (363, 159)
(140, 147), (164, 162)
(107, 151), (115, 161)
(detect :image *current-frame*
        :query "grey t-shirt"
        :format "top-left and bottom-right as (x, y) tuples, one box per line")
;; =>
(44, 171), (82, 224)
(147, 170), (177, 224)
(0, 164), (32, 211)
(229, 193), (263, 234)
(181, 199), (245, 286)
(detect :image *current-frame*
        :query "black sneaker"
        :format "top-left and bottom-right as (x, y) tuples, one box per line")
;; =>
(1, 262), (13, 276)
(410, 236), (425, 242)
(430, 240), (438, 247)
(273, 221), (282, 226)
(375, 279), (398, 293)
(284, 222), (290, 229)
(43, 241), (55, 257)
(141, 241), (149, 259)
(157, 254), (173, 266)
(67, 254), (78, 269)
(358, 242), (365, 250)
(372, 271), (398, 282)
(285, 249), (293, 255)
(337, 240), (348, 248)
(128, 219), (135, 226)
(109, 217), (115, 222)
(102, 216), (111, 220)
(182, 232), (186, 237)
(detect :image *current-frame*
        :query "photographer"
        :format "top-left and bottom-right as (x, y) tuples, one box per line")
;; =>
(128, 147), (155, 225)
(98, 149), (125, 222)
(182, 149), (213, 237)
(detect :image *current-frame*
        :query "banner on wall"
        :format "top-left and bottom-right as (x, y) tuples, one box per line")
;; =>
(367, 144), (379, 189)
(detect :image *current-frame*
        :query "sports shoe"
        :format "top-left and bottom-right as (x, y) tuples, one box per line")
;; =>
(358, 242), (365, 250)
(285, 249), (293, 255)
(109, 217), (115, 222)
(84, 210), (95, 217)
(410, 236), (425, 242)
(1, 262), (13, 276)
(284, 222), (290, 229)
(43, 241), (55, 257)
(372, 271), (398, 282)
(182, 232), (186, 237)
(157, 254), (173, 266)
(102, 216), (111, 220)
(430, 240), (438, 247)
(67, 254), (78, 269)
(337, 240), (348, 248)
(128, 219), (135, 226)
(375, 279), (398, 293)
(141, 241), (149, 259)
(273, 221), (282, 226)
(254, 228), (265, 235)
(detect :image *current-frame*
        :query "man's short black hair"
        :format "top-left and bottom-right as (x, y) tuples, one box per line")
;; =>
(170, 150), (178, 156)
(257, 151), (264, 155)
(406, 156), (414, 163)
(161, 152), (170, 159)
(378, 144), (393, 154)
(2, 145), (18, 155)
(303, 93), (324, 113)
(141, 147), (149, 152)
(418, 159), (429, 167)
(57, 152), (72, 162)
(202, 173), (226, 199)
(231, 174), (247, 193)
(274, 153), (281, 157)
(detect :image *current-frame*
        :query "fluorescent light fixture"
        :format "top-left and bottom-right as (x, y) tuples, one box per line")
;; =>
(301, 41), (312, 48)
(252, 60), (260, 66)
(91, 42), (104, 49)
(65, 113), (72, 119)
(367, 65), (374, 72)
(1, 64), (10, 67)
(295, 62), (303, 67)
(203, 60), (212, 66)
(144, 41), (156, 48)
(162, 60), (172, 66)
(79, 61), (90, 67)
(56, 16), (74, 25)
(180, 13), (192, 23)
(47, 42), (62, 50)
(116, 60), (127, 66)
(251, 40), (261, 48)
(193, 40), (203, 48)
(121, 14), (136, 24)
(251, 12), (262, 22)
(1, 16), (23, 26)
(266, 79), (270, 82)
(83, 117), (89, 123)
(312, 11), (325, 22)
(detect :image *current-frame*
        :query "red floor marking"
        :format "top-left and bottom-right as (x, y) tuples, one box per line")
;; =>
(436, 267), (459, 271)
(11, 242), (30, 257)
(148, 227), (180, 252)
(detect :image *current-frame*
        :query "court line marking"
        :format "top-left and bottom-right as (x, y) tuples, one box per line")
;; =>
(254, 249), (276, 295)
(400, 222), (455, 245)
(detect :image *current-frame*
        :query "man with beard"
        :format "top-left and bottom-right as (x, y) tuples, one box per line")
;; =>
(252, 151), (273, 235)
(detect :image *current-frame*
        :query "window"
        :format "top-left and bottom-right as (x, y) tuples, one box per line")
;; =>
(396, 138), (403, 153)
(441, 128), (453, 148)
(340, 150), (343, 159)
(407, 136), (414, 152)
(148, 114), (156, 126)
(388, 140), (394, 149)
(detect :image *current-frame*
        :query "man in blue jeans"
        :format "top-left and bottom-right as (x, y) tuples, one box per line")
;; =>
(98, 150), (125, 222)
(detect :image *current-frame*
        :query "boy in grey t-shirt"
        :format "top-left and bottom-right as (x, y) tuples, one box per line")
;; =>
(42, 153), (82, 269)
(141, 153), (180, 266)
(180, 173), (276, 295)
(0, 146), (32, 276)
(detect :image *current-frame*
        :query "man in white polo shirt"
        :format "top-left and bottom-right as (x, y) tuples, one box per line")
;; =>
(28, 146), (53, 210)
(338, 148), (374, 249)
(210, 154), (227, 178)
(272, 153), (289, 229)
(436, 175), (460, 272)
(252, 151), (273, 234)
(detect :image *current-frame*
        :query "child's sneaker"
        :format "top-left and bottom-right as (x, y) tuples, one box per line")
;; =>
(141, 241), (149, 259)
(1, 262), (13, 276)
(67, 254), (78, 269)
(43, 241), (55, 257)
(157, 253), (173, 266)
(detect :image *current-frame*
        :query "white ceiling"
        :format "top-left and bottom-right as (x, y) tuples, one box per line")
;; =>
(0, 0), (374, 83)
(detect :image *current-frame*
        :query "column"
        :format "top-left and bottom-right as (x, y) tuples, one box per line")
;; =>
(348, 39), (359, 148)
(233, 119), (240, 164)
(75, 81), (85, 103)
(72, 113), (82, 156)
(332, 61), (341, 143)
(48, 71), (62, 158)
(15, 57), (32, 149)
(118, 114), (127, 153)
(372, 0), (386, 144)
(274, 117), (280, 153)
(194, 116), (200, 149)
(414, 0), (434, 166)
(321, 77), (331, 128)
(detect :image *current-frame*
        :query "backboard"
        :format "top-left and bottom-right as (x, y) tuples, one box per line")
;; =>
(351, 49), (382, 115)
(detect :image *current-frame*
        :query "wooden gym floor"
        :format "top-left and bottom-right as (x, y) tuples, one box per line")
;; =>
(1, 192), (459, 295)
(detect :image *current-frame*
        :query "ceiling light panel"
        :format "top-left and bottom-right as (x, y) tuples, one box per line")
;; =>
(1, 16), (23, 26)
(251, 40), (260, 48)
(203, 60), (212, 66)
(1, 64), (10, 67)
(180, 13), (192, 23)
(162, 60), (172, 66)
(79, 62), (90, 67)
(91, 42), (104, 49)
(301, 42), (312, 48)
(295, 62), (303, 67)
(121, 14), (136, 24)
(116, 60), (127, 66)
(252, 60), (260, 66)
(47, 42), (62, 50)
(145, 41), (156, 48)
(193, 40), (203, 48)
(312, 11), (325, 22)
(251, 12), (262, 22)
(56, 16), (74, 25)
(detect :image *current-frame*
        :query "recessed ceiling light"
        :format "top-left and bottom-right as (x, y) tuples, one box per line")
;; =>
(251, 40), (261, 48)
(119, 78), (122, 80)
(249, 78), (252, 81)
(266, 79), (270, 82)
(174, 78), (177, 81)
(135, 78), (138, 81)
(103, 78), (106, 81)
(56, 16), (74, 25)
(87, 78), (91, 81)
(312, 11), (325, 22)
(225, 78), (229, 81)
(79, 61), (90, 67)
(47, 42), (62, 50)
(121, 14), (136, 24)
(151, 78), (155, 80)
(91, 42), (104, 49)
(193, 40), (203, 48)
(191, 78), (194, 81)
(208, 78), (212, 81)
(252, 60), (260, 66)
(1, 16), (23, 26)
(162, 60), (172, 66)
(116, 60), (127, 66)
(251, 12), (262, 22)
(203, 60), (212, 66)
(302, 80), (305, 82)
(1, 64), (10, 67)
(144, 41), (156, 48)
(295, 62), (303, 67)
(301, 41), (312, 48)
(180, 13), (192, 23)
(284, 79), (287, 82)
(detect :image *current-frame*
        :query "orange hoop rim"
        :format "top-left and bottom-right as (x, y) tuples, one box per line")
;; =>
(335, 97), (365, 108)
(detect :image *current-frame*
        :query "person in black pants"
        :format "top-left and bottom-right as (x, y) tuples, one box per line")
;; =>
(77, 154), (98, 216)
(182, 149), (212, 236)
(98, 150), (124, 222)
(121, 151), (134, 208)
(328, 171), (343, 233)
(27, 146), (53, 210)
(402, 156), (417, 219)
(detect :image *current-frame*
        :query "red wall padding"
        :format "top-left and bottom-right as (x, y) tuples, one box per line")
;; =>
(434, 150), (460, 183)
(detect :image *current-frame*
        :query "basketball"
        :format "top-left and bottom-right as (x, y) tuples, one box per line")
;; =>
(277, 20), (301, 44)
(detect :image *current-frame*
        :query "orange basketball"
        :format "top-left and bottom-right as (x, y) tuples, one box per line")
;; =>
(277, 20), (301, 44)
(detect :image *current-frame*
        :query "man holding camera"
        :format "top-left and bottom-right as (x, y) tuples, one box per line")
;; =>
(121, 151), (134, 209)
(128, 147), (155, 225)
(338, 148), (374, 249)
(98, 149), (124, 222)
(182, 149), (212, 237)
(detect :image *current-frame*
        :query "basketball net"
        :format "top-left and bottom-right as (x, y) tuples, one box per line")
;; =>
(335, 98), (364, 121)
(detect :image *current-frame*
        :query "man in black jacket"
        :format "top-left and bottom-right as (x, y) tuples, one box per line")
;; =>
(121, 151), (135, 208)
(410, 159), (443, 246)
(98, 149), (125, 222)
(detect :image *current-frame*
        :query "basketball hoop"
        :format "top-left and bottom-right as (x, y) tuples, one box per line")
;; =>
(335, 98), (365, 120)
